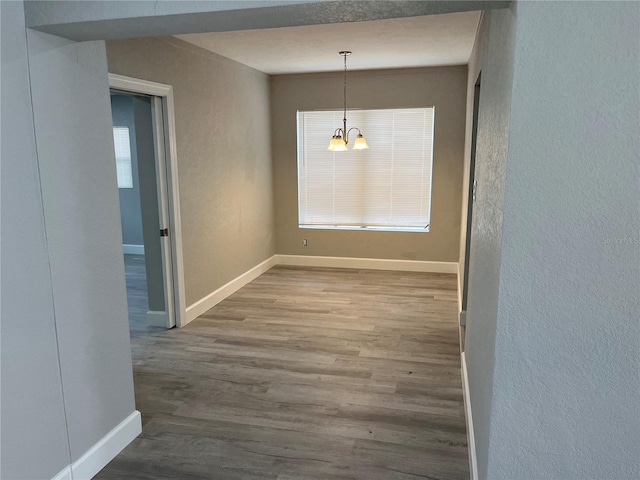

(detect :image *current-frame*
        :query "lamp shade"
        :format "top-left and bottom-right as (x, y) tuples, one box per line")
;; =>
(333, 137), (347, 151)
(328, 136), (347, 152)
(352, 134), (369, 150)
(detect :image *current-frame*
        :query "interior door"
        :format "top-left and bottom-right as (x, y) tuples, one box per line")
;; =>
(150, 97), (176, 328)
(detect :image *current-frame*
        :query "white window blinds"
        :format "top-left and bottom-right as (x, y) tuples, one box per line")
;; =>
(297, 108), (434, 231)
(112, 127), (133, 189)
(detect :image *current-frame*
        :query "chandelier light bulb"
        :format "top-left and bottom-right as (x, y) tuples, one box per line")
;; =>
(352, 134), (369, 150)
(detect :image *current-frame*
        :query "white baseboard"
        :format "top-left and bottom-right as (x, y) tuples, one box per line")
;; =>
(146, 310), (168, 328)
(51, 410), (142, 480)
(275, 254), (458, 274)
(70, 411), (141, 480)
(51, 466), (72, 480)
(458, 267), (463, 313)
(122, 244), (145, 255)
(461, 352), (478, 480)
(51, 411), (141, 480)
(184, 255), (278, 325)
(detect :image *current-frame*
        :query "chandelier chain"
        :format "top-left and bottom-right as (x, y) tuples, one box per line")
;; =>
(343, 53), (347, 125)
(327, 51), (368, 152)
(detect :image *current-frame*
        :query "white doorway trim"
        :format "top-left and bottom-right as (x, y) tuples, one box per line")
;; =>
(109, 73), (187, 328)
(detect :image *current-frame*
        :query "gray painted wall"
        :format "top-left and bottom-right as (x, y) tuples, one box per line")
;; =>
(463, 7), (516, 479)
(106, 37), (275, 306)
(271, 67), (467, 261)
(487, 2), (640, 478)
(133, 95), (166, 313)
(26, 30), (137, 462)
(111, 94), (144, 246)
(0, 2), (70, 478)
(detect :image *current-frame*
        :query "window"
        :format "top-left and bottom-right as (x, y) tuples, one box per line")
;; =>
(297, 107), (434, 232)
(112, 126), (133, 188)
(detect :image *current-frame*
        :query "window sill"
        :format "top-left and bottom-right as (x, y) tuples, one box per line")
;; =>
(298, 225), (430, 233)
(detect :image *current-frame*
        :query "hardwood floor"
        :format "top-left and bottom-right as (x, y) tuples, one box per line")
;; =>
(97, 265), (468, 480)
(123, 254), (165, 339)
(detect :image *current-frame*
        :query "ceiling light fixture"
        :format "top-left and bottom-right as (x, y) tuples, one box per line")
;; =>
(327, 51), (369, 152)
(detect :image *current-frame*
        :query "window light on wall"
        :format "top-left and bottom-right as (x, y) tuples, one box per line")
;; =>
(298, 107), (435, 232)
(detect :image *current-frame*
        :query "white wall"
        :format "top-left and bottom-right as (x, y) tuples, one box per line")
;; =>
(26, 28), (138, 464)
(2, 3), (138, 478)
(0, 2), (70, 478)
(465, 2), (640, 478)
(24, 0), (333, 30)
(462, 7), (517, 478)
(486, 2), (640, 478)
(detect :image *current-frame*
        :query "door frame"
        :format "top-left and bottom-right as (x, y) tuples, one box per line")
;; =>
(109, 73), (186, 328)
(462, 72), (482, 314)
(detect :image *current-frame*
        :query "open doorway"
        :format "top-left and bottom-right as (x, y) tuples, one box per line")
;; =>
(108, 74), (186, 331)
(111, 93), (167, 334)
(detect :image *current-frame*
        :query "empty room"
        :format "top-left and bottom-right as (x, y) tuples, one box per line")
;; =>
(3, 2), (638, 480)
(99, 11), (472, 479)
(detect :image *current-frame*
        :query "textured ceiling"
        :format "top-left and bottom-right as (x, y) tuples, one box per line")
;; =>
(175, 11), (481, 75)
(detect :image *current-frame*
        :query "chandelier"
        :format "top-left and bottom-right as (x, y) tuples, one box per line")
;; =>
(327, 51), (369, 152)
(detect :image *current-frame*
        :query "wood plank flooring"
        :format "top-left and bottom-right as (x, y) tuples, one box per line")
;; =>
(97, 265), (468, 480)
(123, 254), (165, 339)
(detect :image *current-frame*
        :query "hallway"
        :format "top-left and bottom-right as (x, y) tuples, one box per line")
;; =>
(97, 266), (468, 479)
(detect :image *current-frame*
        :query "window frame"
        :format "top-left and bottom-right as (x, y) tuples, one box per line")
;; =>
(296, 107), (435, 233)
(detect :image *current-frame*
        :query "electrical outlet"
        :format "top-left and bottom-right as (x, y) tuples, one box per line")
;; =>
(303, 238), (308, 247)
